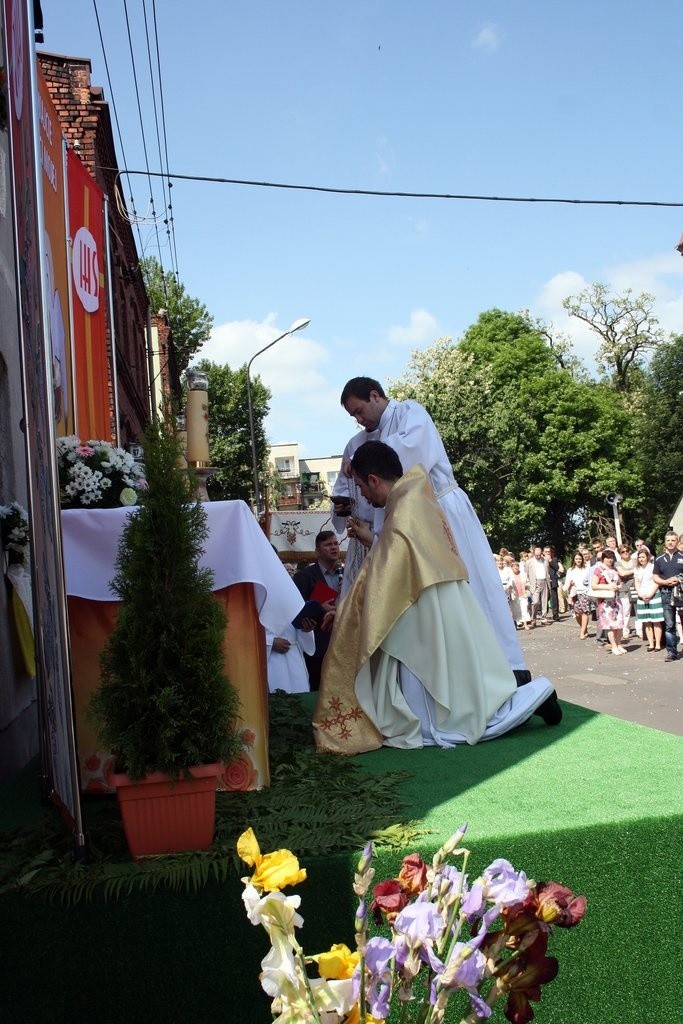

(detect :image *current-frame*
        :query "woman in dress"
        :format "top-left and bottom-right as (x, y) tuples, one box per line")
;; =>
(633, 545), (663, 652)
(615, 543), (635, 639)
(590, 549), (626, 655)
(508, 560), (531, 629)
(565, 552), (593, 639)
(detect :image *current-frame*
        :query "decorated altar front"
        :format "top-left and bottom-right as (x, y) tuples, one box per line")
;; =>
(61, 500), (304, 793)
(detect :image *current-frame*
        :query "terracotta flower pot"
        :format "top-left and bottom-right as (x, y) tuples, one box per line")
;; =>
(108, 764), (221, 859)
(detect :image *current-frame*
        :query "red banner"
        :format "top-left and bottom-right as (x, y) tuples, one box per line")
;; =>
(67, 148), (111, 441)
(37, 64), (73, 435)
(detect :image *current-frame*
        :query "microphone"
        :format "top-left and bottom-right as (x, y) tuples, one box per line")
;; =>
(335, 561), (344, 591)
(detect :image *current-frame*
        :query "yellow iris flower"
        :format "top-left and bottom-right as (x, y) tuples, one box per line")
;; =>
(315, 943), (360, 980)
(237, 827), (307, 892)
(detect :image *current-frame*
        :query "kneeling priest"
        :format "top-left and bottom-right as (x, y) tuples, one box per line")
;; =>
(313, 441), (560, 755)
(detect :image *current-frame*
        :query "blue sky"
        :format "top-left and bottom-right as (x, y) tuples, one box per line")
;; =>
(40, 1), (683, 456)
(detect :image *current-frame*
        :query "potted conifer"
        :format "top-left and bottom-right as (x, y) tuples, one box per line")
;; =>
(88, 414), (243, 858)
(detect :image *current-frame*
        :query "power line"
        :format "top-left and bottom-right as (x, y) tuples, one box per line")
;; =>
(99, 168), (683, 208)
(122, 0), (166, 279)
(151, 0), (181, 283)
(91, 0), (146, 256)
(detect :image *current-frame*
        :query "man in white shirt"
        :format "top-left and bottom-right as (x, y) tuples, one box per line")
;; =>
(338, 376), (531, 684)
(526, 547), (549, 625)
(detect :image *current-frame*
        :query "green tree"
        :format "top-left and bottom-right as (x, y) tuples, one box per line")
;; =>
(633, 333), (683, 539)
(563, 284), (666, 392)
(390, 310), (643, 553)
(141, 257), (214, 374)
(194, 359), (271, 504)
(89, 413), (242, 781)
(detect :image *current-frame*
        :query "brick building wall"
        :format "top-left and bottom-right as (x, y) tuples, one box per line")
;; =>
(37, 51), (151, 445)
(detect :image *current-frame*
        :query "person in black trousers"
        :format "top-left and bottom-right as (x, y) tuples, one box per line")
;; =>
(543, 545), (565, 621)
(293, 530), (343, 690)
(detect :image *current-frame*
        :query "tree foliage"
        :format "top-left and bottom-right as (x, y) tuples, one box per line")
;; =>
(633, 332), (683, 539)
(194, 359), (271, 504)
(390, 310), (643, 554)
(141, 257), (214, 374)
(563, 284), (665, 393)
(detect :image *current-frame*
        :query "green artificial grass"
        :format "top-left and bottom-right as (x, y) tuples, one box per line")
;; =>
(1, 696), (681, 1024)
(0, 693), (418, 903)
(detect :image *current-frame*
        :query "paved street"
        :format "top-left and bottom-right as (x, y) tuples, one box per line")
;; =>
(519, 614), (683, 736)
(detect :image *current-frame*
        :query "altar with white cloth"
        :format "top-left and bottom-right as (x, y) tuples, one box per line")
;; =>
(61, 500), (304, 794)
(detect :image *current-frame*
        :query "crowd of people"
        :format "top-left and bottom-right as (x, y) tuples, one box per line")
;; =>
(494, 532), (683, 662)
(266, 375), (561, 755)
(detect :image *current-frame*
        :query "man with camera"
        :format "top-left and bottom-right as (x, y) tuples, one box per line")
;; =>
(653, 531), (683, 662)
(293, 531), (343, 690)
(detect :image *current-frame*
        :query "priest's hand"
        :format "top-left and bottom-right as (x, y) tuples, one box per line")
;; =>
(347, 517), (373, 548)
(272, 637), (291, 654)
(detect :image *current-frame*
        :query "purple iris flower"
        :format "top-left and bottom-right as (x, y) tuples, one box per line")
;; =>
(354, 937), (395, 1019)
(482, 859), (529, 908)
(368, 981), (391, 1019)
(394, 900), (445, 948)
(433, 942), (491, 1018)
(461, 877), (485, 917)
(468, 989), (493, 1019)
(445, 942), (487, 989)
(365, 936), (395, 975)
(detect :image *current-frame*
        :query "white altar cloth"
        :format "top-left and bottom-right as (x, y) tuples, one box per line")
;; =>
(61, 499), (304, 634)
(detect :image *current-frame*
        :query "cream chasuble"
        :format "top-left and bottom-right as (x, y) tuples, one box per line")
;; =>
(313, 466), (517, 754)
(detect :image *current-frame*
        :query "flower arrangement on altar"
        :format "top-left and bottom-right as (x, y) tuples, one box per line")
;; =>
(0, 502), (30, 567)
(57, 436), (147, 509)
(238, 824), (586, 1024)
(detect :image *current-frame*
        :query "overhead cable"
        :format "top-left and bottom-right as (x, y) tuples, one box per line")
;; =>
(100, 168), (683, 208)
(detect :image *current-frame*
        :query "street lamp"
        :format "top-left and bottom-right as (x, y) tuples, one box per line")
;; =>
(606, 493), (623, 546)
(247, 318), (311, 514)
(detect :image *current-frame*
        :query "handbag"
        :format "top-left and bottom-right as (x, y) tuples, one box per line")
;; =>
(638, 581), (659, 602)
(587, 568), (612, 601)
(671, 580), (683, 608)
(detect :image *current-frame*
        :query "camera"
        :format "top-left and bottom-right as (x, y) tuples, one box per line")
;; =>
(330, 496), (353, 517)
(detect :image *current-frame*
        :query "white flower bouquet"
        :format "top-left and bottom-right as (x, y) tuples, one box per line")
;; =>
(57, 436), (147, 509)
(0, 501), (30, 566)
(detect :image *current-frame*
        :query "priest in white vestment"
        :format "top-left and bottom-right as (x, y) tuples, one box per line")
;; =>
(313, 442), (560, 755)
(337, 377), (531, 684)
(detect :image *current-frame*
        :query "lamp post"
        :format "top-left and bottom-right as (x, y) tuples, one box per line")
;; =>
(247, 318), (311, 514)
(606, 493), (623, 547)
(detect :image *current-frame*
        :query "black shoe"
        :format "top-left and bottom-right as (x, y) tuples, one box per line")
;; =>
(514, 669), (532, 687)
(664, 653), (679, 662)
(534, 690), (563, 726)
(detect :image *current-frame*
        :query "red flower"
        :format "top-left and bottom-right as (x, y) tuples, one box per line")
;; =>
(84, 754), (101, 771)
(535, 881), (587, 927)
(220, 752), (258, 792)
(501, 933), (559, 1024)
(503, 881), (586, 936)
(242, 729), (256, 747)
(370, 879), (410, 924)
(397, 853), (429, 896)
